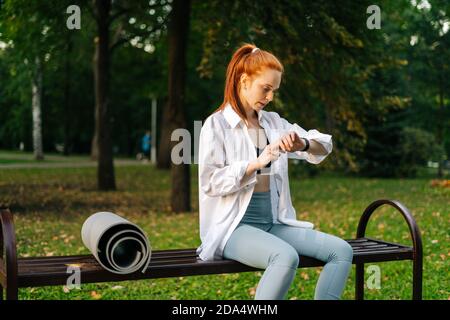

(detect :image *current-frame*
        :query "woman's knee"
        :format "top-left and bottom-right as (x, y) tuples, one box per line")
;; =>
(331, 239), (353, 262)
(270, 245), (299, 269)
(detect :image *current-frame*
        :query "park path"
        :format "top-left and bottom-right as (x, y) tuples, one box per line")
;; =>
(0, 159), (145, 169)
(0, 152), (148, 169)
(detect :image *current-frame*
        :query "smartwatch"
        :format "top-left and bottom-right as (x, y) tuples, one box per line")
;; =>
(300, 138), (310, 152)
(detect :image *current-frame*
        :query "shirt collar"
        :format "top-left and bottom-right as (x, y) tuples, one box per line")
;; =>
(223, 102), (265, 128)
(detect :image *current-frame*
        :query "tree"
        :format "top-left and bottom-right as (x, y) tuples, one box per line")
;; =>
(194, 0), (388, 172)
(88, 0), (169, 190)
(91, 0), (115, 190)
(166, 0), (191, 212)
(406, 0), (450, 177)
(31, 57), (44, 160)
(0, 0), (67, 160)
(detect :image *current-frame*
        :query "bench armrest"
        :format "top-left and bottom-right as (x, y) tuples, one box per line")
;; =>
(356, 199), (423, 257)
(356, 199), (423, 300)
(0, 208), (18, 300)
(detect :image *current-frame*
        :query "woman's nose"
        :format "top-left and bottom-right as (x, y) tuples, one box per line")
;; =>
(266, 91), (274, 102)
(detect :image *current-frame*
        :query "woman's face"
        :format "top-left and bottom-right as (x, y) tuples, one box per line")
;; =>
(239, 68), (282, 113)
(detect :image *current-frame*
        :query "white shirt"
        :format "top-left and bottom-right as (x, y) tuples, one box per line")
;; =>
(196, 103), (333, 261)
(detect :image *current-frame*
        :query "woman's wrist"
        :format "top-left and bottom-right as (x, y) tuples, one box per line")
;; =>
(247, 160), (262, 174)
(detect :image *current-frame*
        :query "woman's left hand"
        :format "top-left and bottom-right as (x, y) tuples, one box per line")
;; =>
(278, 131), (306, 153)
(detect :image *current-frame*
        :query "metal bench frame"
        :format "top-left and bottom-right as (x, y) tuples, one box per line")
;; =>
(0, 199), (422, 300)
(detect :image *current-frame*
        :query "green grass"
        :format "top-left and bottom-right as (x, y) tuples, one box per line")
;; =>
(0, 158), (36, 164)
(0, 165), (448, 300)
(0, 150), (136, 164)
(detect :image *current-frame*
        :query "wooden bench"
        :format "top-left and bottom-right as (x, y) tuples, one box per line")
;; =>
(0, 199), (423, 300)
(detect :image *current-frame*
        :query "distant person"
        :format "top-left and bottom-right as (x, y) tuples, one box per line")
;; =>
(141, 131), (151, 160)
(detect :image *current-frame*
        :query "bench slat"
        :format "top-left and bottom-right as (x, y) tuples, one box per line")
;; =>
(19, 257), (205, 275)
(14, 238), (414, 288)
(18, 249), (198, 265)
(18, 253), (198, 267)
(17, 245), (405, 273)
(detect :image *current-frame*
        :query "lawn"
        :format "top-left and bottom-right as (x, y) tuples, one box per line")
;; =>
(0, 150), (89, 162)
(0, 164), (448, 300)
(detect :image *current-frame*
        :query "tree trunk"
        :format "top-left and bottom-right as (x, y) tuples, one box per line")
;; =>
(91, 134), (99, 160)
(63, 33), (72, 156)
(157, 98), (172, 169)
(32, 57), (44, 161)
(93, 0), (116, 190)
(167, 0), (191, 212)
(437, 73), (444, 178)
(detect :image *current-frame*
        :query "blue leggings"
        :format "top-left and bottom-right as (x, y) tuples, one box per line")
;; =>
(223, 192), (353, 300)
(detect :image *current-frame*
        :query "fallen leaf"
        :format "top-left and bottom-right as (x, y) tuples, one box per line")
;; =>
(90, 291), (102, 300)
(300, 272), (309, 280)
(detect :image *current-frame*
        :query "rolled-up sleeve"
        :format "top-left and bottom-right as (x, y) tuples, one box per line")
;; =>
(199, 118), (256, 197)
(280, 117), (333, 164)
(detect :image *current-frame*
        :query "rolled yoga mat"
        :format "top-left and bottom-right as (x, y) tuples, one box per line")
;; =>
(81, 212), (152, 274)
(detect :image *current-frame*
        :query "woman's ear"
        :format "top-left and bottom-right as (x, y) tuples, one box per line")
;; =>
(240, 73), (249, 90)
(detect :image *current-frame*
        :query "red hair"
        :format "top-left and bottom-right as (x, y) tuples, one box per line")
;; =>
(214, 43), (284, 122)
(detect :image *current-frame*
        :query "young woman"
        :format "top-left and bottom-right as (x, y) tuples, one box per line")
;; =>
(196, 44), (353, 300)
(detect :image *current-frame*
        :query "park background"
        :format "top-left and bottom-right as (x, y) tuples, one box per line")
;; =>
(0, 0), (449, 299)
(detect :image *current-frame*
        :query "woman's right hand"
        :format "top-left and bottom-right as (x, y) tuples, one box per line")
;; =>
(255, 142), (282, 169)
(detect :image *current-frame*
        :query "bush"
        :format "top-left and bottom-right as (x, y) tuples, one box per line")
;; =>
(396, 127), (445, 177)
(360, 126), (445, 178)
